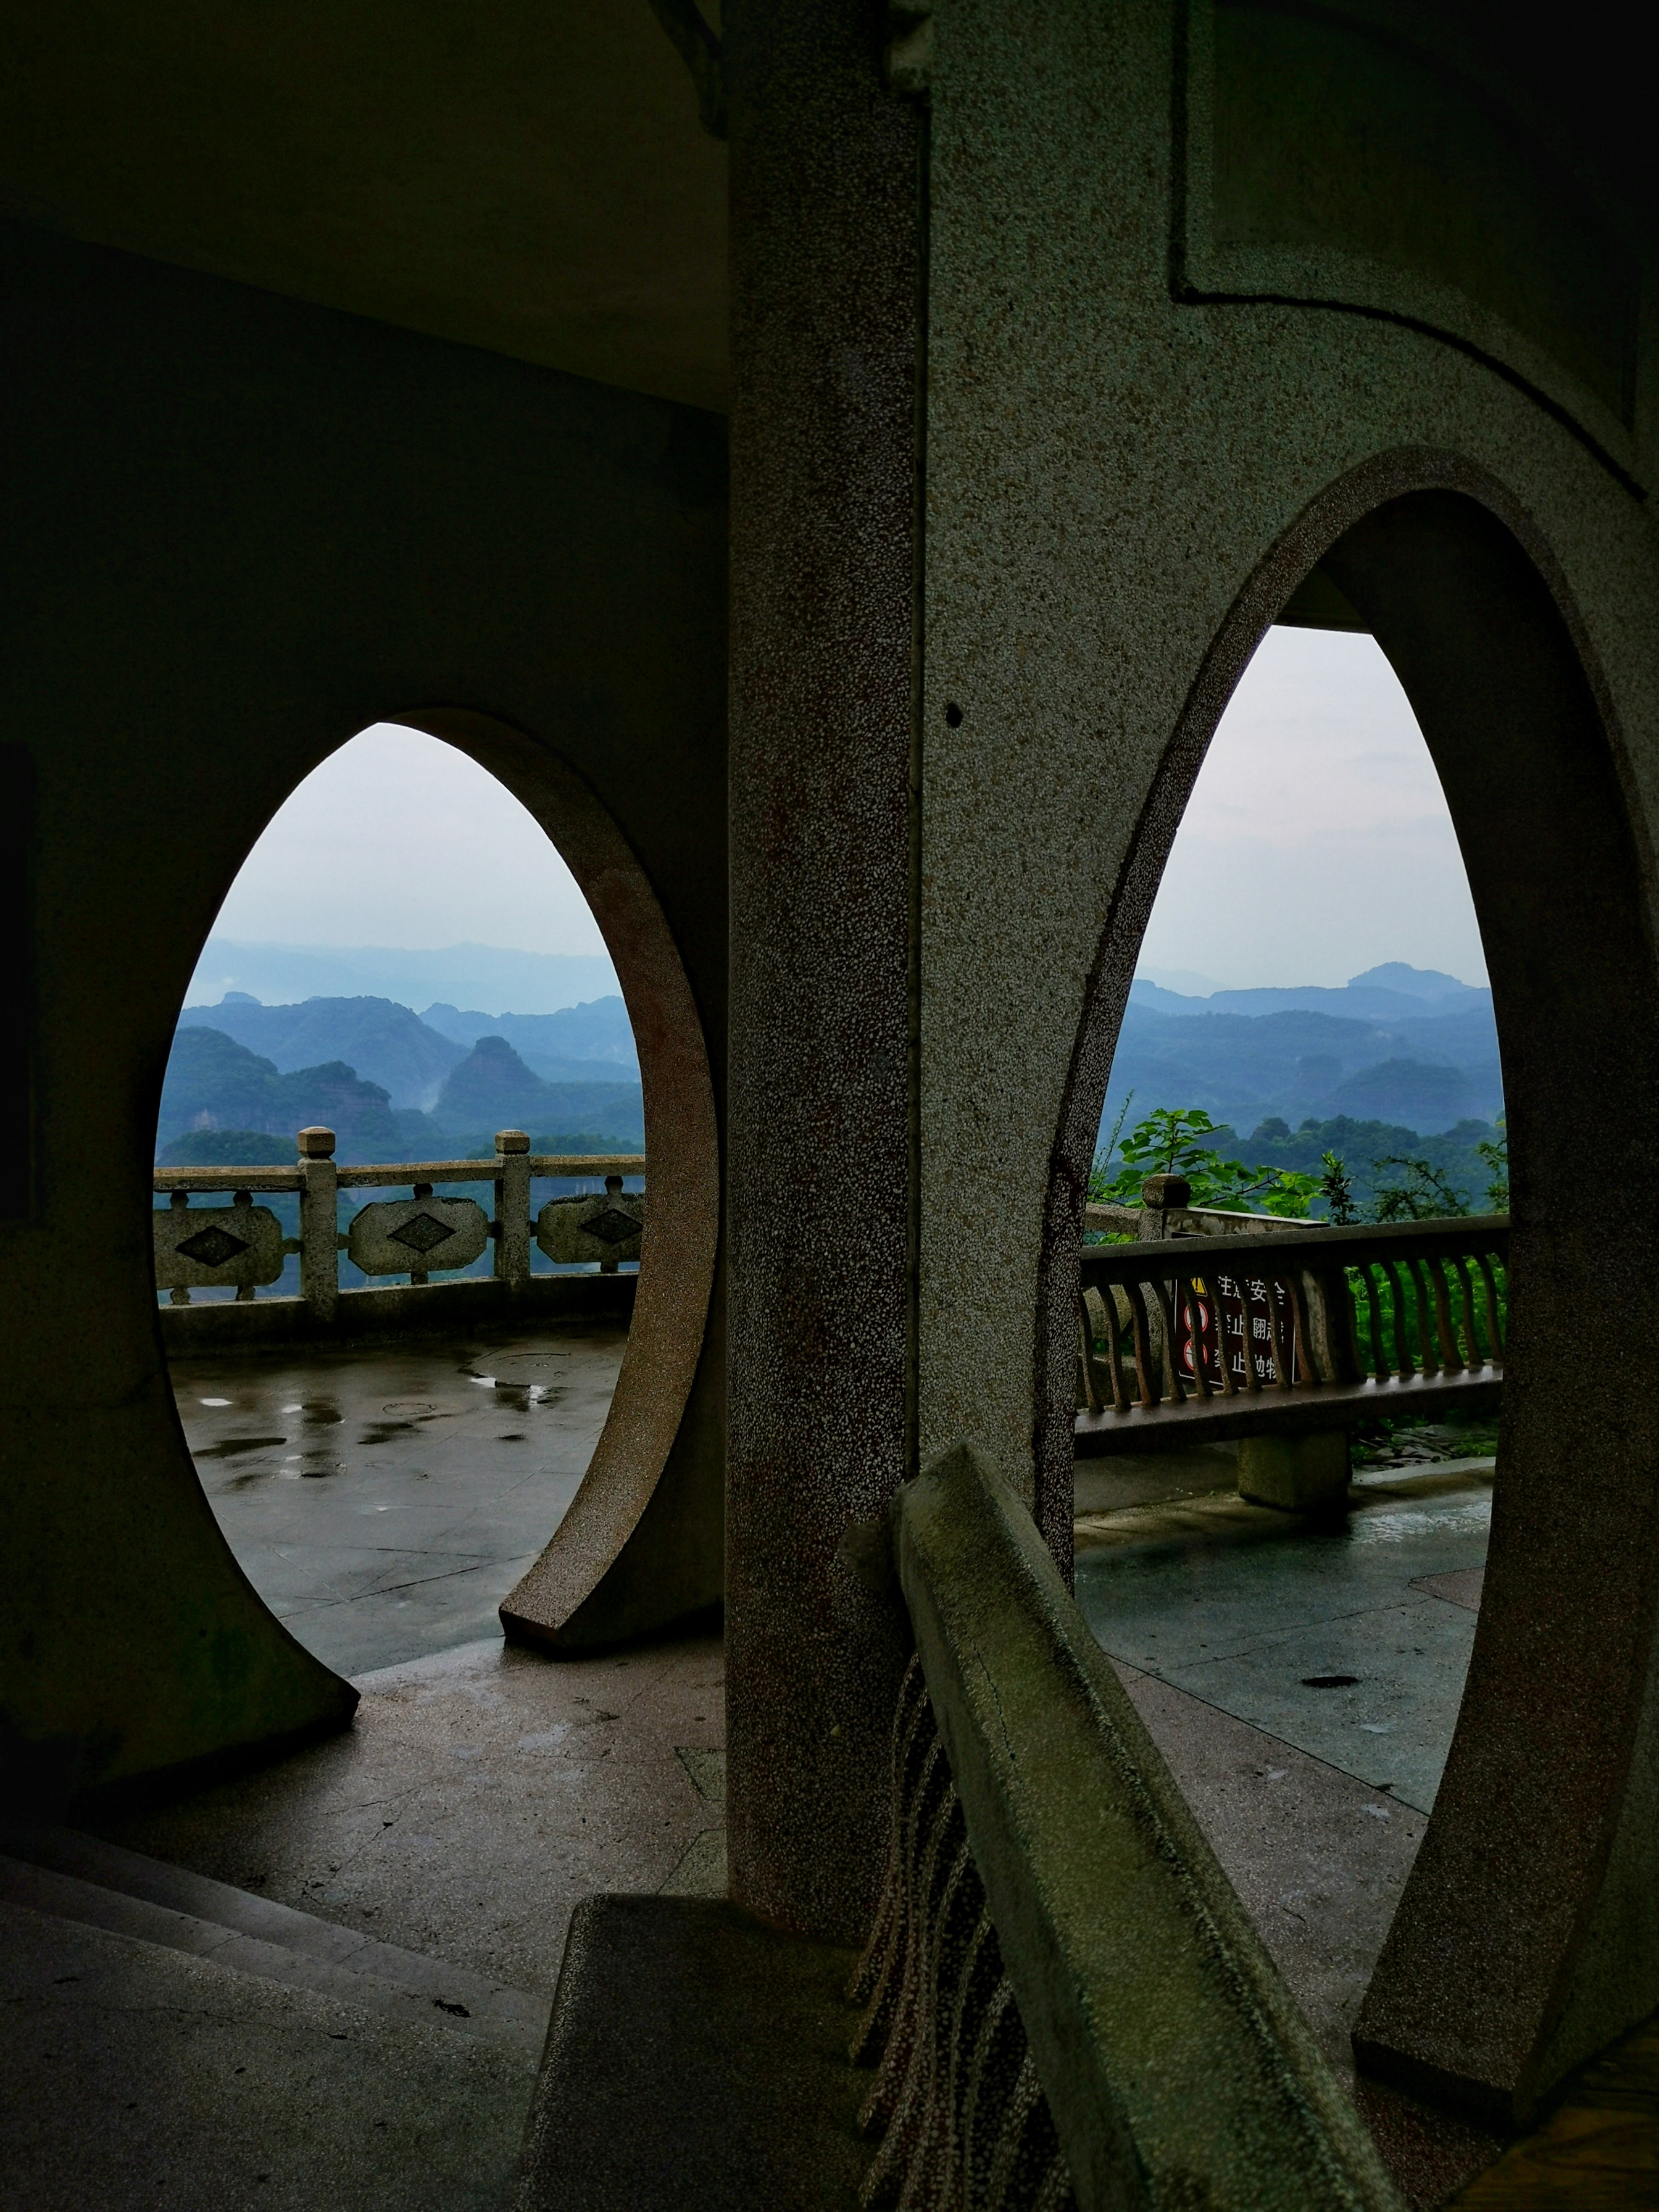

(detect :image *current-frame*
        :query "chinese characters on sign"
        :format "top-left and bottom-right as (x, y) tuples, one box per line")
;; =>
(1171, 1272), (1297, 1387)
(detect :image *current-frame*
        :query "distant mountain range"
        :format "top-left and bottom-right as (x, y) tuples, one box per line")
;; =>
(185, 939), (620, 1018)
(177, 993), (638, 1109)
(1109, 963), (1502, 1136)
(162, 992), (643, 1163)
(420, 999), (638, 1078)
(158, 1031), (407, 1161)
(161, 960), (1497, 1171)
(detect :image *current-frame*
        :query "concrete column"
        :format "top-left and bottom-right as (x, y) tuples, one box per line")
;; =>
(296, 1125), (338, 1324)
(724, 0), (923, 1940)
(1136, 1173), (1189, 1244)
(494, 1129), (531, 1288)
(1237, 1430), (1351, 1511)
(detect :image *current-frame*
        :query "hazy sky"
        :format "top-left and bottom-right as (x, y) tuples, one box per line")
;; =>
(1138, 626), (1488, 991)
(216, 633), (1486, 992)
(211, 724), (608, 953)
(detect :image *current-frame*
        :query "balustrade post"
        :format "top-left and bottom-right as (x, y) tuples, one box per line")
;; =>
(167, 1189), (192, 1305)
(1137, 1171), (1188, 1243)
(296, 1126), (339, 1323)
(494, 1129), (531, 1287)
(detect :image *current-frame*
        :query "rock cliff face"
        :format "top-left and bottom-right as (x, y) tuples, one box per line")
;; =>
(430, 1034), (551, 1131)
(420, 994), (639, 1078)
(176, 995), (465, 1108)
(157, 1029), (405, 1162)
(155, 1025), (646, 1165)
(176, 991), (642, 1104)
(428, 1033), (643, 1147)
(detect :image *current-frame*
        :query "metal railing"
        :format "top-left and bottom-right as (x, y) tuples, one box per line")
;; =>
(1076, 1215), (1507, 1452)
(154, 1125), (646, 1324)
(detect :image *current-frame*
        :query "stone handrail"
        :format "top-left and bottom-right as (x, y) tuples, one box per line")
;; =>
(153, 1125), (647, 1323)
(852, 1442), (1402, 2209)
(1076, 1215), (1508, 1453)
(1084, 1200), (1307, 1237)
(1084, 1168), (1312, 1243)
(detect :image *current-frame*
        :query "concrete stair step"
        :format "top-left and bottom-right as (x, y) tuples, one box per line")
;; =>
(519, 1895), (868, 2210)
(0, 1823), (549, 2055)
(2, 1892), (538, 2212)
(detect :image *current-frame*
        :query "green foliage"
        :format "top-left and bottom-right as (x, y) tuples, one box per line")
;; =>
(155, 1126), (296, 1168)
(1092, 1103), (1505, 1231)
(1089, 1105), (1316, 1218)
(1476, 1116), (1509, 1211)
(1370, 1155), (1470, 1221)
(1250, 1168), (1320, 1217)
(1319, 1150), (1358, 1225)
(1113, 1106), (1224, 1183)
(1086, 1100), (1510, 1371)
(1345, 1255), (1506, 1376)
(462, 1132), (641, 1162)
(1228, 1113), (1503, 1216)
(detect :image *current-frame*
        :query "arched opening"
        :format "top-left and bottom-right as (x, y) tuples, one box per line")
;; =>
(153, 715), (720, 1676)
(1044, 463), (1659, 2123)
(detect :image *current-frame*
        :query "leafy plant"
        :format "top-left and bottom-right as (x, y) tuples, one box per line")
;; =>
(1249, 1167), (1320, 1218)
(1476, 1116), (1509, 1212)
(1088, 1091), (1137, 1204)
(1091, 1105), (1316, 1217)
(1118, 1105), (1224, 1182)
(1319, 1149), (1358, 1226)
(1370, 1155), (1470, 1221)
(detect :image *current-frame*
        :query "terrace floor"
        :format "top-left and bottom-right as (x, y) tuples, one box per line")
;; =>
(1073, 1440), (1494, 2100)
(165, 1353), (1502, 2111)
(168, 1318), (632, 1676)
(12, 1383), (1569, 2210)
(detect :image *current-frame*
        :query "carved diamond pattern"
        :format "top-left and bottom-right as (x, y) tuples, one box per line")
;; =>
(585, 1207), (641, 1246)
(178, 1224), (249, 1268)
(389, 1212), (454, 1255)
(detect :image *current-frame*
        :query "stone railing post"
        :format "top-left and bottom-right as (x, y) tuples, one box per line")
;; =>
(297, 1126), (339, 1323)
(494, 1129), (531, 1287)
(1137, 1171), (1189, 1242)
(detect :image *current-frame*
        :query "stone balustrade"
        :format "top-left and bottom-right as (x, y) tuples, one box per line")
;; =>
(854, 1442), (1403, 2210)
(152, 1126), (647, 1342)
(1076, 1208), (1507, 1509)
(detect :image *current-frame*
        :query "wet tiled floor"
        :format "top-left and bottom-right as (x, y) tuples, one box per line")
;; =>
(1075, 1460), (1494, 1815)
(169, 1322), (629, 1676)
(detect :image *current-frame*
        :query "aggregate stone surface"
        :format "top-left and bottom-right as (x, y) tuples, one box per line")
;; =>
(169, 1321), (628, 1674)
(94, 1634), (726, 1995)
(0, 1898), (537, 2212)
(1076, 1465), (1492, 1815)
(1112, 1663), (1429, 2082)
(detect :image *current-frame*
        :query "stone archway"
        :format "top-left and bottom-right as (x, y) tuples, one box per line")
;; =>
(391, 709), (723, 1650)
(1037, 452), (1659, 2123)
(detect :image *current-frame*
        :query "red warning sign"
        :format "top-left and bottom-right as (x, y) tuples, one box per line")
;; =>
(1172, 1271), (1297, 1387)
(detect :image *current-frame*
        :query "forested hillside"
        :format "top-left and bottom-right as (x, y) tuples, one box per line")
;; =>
(1107, 964), (1502, 1134)
(176, 991), (637, 1105)
(159, 1004), (644, 1165)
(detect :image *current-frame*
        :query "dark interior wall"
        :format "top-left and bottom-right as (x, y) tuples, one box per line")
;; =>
(0, 218), (728, 1800)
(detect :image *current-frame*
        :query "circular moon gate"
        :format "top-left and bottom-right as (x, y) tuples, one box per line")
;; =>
(399, 710), (721, 1652)
(1039, 453), (1659, 2124)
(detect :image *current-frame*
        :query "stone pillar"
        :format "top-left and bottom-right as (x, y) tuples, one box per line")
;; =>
(724, 0), (923, 1940)
(1237, 1430), (1351, 1512)
(494, 1129), (531, 1288)
(296, 1125), (338, 1324)
(1136, 1172), (1189, 1243)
